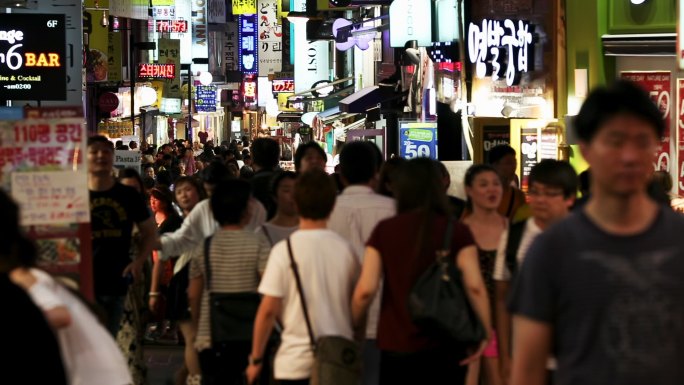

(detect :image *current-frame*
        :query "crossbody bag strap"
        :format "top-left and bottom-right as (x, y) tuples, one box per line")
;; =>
(203, 236), (214, 291)
(286, 238), (316, 351)
(261, 225), (274, 246)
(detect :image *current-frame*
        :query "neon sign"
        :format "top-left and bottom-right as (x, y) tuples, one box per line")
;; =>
(238, 14), (258, 75)
(155, 20), (188, 33)
(272, 79), (294, 93)
(138, 63), (176, 79)
(467, 19), (534, 86)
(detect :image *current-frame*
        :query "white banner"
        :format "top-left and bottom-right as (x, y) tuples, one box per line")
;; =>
(192, 0), (209, 71)
(258, 0), (283, 76)
(114, 150), (142, 170)
(292, 0), (329, 92)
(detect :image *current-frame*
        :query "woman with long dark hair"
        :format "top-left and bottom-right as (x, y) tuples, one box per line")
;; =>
(352, 158), (491, 385)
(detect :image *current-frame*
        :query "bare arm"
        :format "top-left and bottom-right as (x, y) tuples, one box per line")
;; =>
(495, 280), (512, 383)
(510, 315), (552, 385)
(159, 200), (215, 257)
(124, 217), (157, 281)
(351, 246), (383, 329)
(456, 245), (492, 364)
(188, 275), (204, 331)
(246, 296), (282, 385)
(149, 250), (163, 313)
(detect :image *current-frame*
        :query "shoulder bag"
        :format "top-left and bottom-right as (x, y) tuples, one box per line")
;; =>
(203, 236), (262, 344)
(407, 217), (486, 344)
(286, 238), (361, 385)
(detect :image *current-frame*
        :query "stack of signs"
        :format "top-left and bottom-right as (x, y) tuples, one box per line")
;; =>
(196, 85), (217, 112)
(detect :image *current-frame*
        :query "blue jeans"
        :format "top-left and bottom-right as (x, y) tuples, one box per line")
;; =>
(362, 339), (381, 385)
(96, 295), (126, 336)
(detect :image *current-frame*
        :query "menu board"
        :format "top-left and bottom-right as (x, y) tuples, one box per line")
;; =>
(195, 85), (217, 112)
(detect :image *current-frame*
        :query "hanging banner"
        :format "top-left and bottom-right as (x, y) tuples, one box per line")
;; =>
(292, 0), (329, 92)
(158, 38), (182, 98)
(208, 0), (227, 23)
(233, 0), (258, 15)
(239, 15), (259, 75)
(108, 31), (123, 82)
(84, 1), (110, 83)
(622, 71), (672, 172)
(677, 78), (684, 194)
(192, 0), (209, 69)
(224, 21), (240, 77)
(258, 0), (283, 76)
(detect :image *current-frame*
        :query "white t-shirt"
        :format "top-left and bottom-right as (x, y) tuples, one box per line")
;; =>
(258, 229), (359, 380)
(493, 219), (542, 281)
(255, 223), (298, 246)
(27, 269), (132, 385)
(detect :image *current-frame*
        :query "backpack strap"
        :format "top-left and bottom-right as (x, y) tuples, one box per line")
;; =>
(505, 220), (526, 278)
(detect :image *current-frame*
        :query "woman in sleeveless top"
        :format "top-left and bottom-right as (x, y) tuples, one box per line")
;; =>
(462, 164), (506, 385)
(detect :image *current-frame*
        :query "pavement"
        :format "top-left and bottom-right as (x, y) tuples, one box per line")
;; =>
(144, 344), (185, 385)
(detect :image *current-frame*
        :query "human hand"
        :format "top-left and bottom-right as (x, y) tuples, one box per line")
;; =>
(459, 339), (488, 366)
(123, 258), (144, 283)
(149, 295), (160, 314)
(245, 363), (262, 385)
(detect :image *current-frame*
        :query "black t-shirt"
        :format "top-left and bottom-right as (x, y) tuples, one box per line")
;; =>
(251, 170), (276, 220)
(90, 183), (150, 296)
(509, 207), (684, 385)
(1, 274), (67, 385)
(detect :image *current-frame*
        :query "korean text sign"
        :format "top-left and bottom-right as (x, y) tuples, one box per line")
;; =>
(196, 85), (217, 112)
(0, 14), (67, 100)
(258, 0), (283, 77)
(622, 71), (672, 172)
(399, 122), (438, 160)
(238, 15), (259, 75)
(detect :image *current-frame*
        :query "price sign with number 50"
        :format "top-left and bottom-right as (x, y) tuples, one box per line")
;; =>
(399, 122), (438, 160)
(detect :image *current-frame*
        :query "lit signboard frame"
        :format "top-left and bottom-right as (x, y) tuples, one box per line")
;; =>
(138, 63), (176, 79)
(155, 19), (189, 33)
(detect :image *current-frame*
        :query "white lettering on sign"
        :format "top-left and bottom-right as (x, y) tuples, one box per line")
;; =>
(467, 19), (533, 86)
(0, 30), (24, 44)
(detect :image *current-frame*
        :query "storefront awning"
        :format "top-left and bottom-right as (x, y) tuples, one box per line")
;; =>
(316, 106), (358, 124)
(276, 112), (303, 122)
(602, 33), (675, 56)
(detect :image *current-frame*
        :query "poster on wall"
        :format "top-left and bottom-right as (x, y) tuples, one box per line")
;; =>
(258, 0), (283, 77)
(621, 71), (672, 172)
(0, 14), (67, 100)
(398, 121), (438, 160)
(158, 39), (181, 98)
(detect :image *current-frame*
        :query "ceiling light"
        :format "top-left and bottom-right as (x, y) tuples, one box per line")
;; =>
(630, 0), (646, 4)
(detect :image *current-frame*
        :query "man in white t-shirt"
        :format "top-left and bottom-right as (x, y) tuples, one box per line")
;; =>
(246, 169), (360, 385)
(327, 141), (394, 385)
(493, 160), (577, 383)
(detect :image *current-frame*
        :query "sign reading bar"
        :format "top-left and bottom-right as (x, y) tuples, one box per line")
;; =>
(468, 19), (534, 86)
(138, 63), (176, 79)
(0, 14), (67, 100)
(272, 78), (294, 93)
(156, 19), (189, 33)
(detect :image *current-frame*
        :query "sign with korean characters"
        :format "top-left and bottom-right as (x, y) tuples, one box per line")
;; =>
(467, 19), (535, 86)
(158, 38), (181, 98)
(0, 118), (88, 225)
(399, 121), (438, 160)
(677, 78), (684, 194)
(138, 63), (176, 79)
(239, 15), (259, 75)
(482, 125), (510, 162)
(622, 71), (672, 172)
(224, 21), (239, 78)
(152, 6), (176, 18)
(233, 0), (257, 15)
(196, 85), (217, 112)
(108, 31), (123, 82)
(0, 14), (67, 100)
(258, 0), (283, 77)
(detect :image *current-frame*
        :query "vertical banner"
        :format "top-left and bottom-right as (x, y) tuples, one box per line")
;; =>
(158, 38), (181, 98)
(108, 31), (123, 82)
(224, 21), (240, 79)
(239, 15), (259, 75)
(258, 0), (283, 76)
(520, 127), (538, 194)
(192, 0), (209, 71)
(208, 0), (227, 23)
(678, 79), (684, 194)
(621, 71), (672, 172)
(84, 0), (110, 82)
(292, 0), (329, 92)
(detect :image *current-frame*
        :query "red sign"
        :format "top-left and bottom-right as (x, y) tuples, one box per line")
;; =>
(244, 81), (257, 98)
(678, 78), (684, 194)
(155, 19), (188, 33)
(138, 63), (176, 80)
(97, 92), (119, 113)
(621, 71), (672, 172)
(272, 79), (294, 93)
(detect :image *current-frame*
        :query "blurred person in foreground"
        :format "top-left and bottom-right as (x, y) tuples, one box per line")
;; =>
(509, 80), (684, 385)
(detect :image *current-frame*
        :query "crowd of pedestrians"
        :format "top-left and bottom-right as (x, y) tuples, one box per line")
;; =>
(5, 79), (684, 385)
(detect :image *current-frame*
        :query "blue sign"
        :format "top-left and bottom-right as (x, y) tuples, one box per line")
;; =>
(238, 14), (258, 75)
(399, 122), (438, 160)
(195, 85), (217, 112)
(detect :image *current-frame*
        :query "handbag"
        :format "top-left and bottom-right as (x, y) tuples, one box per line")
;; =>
(407, 217), (486, 344)
(285, 238), (361, 385)
(203, 236), (261, 344)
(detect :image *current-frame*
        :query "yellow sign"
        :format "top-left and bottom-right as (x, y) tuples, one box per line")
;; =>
(150, 81), (164, 108)
(232, 0), (257, 15)
(158, 39), (181, 98)
(151, 0), (174, 5)
(277, 93), (298, 112)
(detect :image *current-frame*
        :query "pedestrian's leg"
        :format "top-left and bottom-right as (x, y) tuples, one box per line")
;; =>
(179, 321), (202, 384)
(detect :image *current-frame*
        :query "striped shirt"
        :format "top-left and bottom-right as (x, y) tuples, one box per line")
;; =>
(189, 228), (271, 350)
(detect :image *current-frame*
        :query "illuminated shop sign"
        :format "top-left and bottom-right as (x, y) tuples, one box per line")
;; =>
(244, 81), (257, 98)
(156, 20), (188, 33)
(467, 19), (534, 86)
(388, 0), (432, 47)
(238, 14), (258, 75)
(272, 79), (294, 93)
(138, 63), (176, 79)
(0, 14), (67, 100)
(195, 85), (217, 112)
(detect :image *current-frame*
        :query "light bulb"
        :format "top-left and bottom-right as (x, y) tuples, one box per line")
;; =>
(100, 10), (109, 27)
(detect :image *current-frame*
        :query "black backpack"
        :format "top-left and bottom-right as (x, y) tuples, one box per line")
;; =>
(504, 220), (527, 279)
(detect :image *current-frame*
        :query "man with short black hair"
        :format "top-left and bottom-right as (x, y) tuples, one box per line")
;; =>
(510, 80), (684, 385)
(327, 141), (395, 385)
(294, 141), (327, 173)
(488, 145), (527, 220)
(250, 138), (281, 219)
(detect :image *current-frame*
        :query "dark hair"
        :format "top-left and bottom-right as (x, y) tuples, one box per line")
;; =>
(201, 161), (232, 185)
(174, 176), (207, 203)
(159, 143), (171, 153)
(339, 141), (378, 185)
(578, 169), (590, 196)
(143, 176), (156, 190)
(210, 179), (251, 225)
(574, 79), (665, 143)
(295, 169), (337, 220)
(487, 145), (516, 164)
(464, 164), (499, 188)
(294, 141), (327, 171)
(0, 190), (37, 272)
(377, 157), (406, 197)
(118, 168), (145, 194)
(251, 138), (280, 170)
(87, 135), (113, 149)
(156, 170), (173, 187)
(529, 160), (578, 199)
(149, 185), (176, 217)
(162, 154), (173, 161)
(395, 158), (450, 215)
(270, 171), (297, 196)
